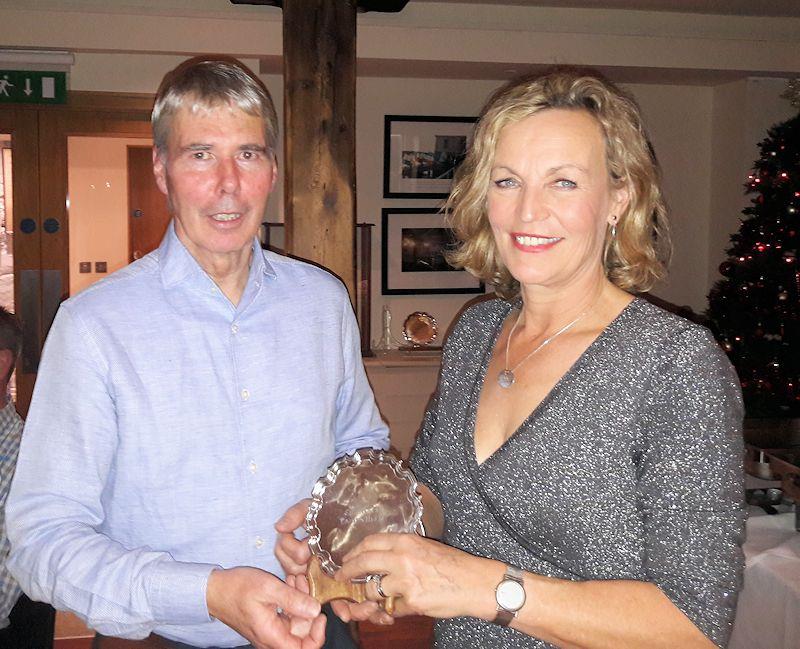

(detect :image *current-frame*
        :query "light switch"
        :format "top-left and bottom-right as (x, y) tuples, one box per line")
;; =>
(79, 262), (91, 273)
(95, 261), (107, 273)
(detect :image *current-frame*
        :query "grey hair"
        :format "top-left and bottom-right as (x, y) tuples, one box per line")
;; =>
(152, 56), (278, 155)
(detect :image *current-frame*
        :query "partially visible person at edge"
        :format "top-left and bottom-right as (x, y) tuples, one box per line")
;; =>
(0, 307), (22, 631)
(277, 68), (745, 648)
(0, 307), (55, 649)
(6, 56), (387, 649)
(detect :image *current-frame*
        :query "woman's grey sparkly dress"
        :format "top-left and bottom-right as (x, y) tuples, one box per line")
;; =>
(410, 297), (745, 648)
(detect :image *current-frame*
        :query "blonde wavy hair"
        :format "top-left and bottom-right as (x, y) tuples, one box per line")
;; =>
(446, 68), (670, 299)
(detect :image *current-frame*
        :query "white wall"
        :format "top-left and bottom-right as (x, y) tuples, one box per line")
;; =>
(68, 136), (151, 295)
(356, 77), (500, 344)
(709, 78), (798, 290)
(632, 83), (714, 310)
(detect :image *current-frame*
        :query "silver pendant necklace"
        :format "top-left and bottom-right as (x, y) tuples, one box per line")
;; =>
(498, 306), (591, 389)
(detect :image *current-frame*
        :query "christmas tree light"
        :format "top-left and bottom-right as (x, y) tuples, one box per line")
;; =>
(707, 81), (800, 417)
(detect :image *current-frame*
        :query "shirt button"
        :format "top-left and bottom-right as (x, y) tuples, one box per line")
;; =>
(231, 323), (239, 334)
(241, 388), (250, 401)
(255, 536), (264, 549)
(248, 460), (257, 474)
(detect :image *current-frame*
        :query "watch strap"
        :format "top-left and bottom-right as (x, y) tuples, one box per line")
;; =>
(493, 606), (515, 627)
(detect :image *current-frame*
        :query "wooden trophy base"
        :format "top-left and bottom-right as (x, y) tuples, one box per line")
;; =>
(307, 556), (395, 614)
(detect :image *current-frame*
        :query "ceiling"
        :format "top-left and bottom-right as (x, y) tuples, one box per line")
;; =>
(412, 0), (800, 18)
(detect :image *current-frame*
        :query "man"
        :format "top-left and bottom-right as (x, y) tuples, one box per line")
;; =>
(6, 57), (388, 649)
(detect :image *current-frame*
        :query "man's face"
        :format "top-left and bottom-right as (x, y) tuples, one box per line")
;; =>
(153, 102), (277, 271)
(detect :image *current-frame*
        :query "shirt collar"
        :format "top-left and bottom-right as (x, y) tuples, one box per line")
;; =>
(158, 220), (277, 290)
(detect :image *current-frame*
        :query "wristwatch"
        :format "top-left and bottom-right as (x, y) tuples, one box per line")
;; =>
(493, 564), (526, 626)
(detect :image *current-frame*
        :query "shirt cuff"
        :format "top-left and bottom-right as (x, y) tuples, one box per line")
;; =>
(146, 560), (219, 625)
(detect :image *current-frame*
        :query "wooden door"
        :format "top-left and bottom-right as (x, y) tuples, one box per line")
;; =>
(127, 145), (170, 261)
(0, 107), (40, 415)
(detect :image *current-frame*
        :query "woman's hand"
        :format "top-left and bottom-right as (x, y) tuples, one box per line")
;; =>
(335, 532), (500, 620)
(276, 499), (398, 627)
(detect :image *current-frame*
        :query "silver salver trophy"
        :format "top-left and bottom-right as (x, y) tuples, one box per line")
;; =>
(305, 449), (424, 614)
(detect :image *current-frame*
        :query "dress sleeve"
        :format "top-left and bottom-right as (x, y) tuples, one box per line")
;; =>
(6, 306), (217, 639)
(637, 325), (745, 648)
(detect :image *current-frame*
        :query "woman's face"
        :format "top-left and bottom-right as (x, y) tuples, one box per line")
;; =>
(487, 108), (628, 292)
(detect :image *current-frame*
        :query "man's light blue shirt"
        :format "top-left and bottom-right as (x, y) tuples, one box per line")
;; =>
(6, 224), (388, 647)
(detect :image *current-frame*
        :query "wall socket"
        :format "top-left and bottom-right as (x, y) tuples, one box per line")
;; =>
(95, 261), (107, 273)
(79, 262), (91, 273)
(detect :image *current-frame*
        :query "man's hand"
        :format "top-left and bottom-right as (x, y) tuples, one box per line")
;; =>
(274, 499), (313, 576)
(330, 598), (395, 627)
(206, 567), (325, 649)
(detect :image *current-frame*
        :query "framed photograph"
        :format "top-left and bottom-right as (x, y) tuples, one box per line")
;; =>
(381, 208), (485, 295)
(383, 115), (477, 198)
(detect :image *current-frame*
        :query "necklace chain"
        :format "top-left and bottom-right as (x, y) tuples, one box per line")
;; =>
(498, 306), (591, 389)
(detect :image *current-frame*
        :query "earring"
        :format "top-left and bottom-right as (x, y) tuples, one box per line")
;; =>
(610, 217), (618, 239)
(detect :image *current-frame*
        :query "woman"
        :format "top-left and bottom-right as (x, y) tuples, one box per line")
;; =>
(277, 69), (745, 648)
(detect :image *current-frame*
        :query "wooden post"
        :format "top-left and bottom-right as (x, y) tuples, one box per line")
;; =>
(358, 223), (374, 356)
(283, 0), (357, 301)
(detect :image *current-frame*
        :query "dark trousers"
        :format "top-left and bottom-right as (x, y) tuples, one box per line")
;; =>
(93, 604), (356, 649)
(0, 593), (56, 649)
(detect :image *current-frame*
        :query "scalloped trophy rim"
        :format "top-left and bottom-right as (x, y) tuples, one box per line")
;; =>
(306, 448), (425, 576)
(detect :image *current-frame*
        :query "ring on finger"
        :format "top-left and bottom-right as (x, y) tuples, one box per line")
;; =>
(376, 577), (389, 599)
(366, 573), (389, 599)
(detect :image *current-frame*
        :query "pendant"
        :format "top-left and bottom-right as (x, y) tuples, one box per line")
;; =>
(498, 369), (515, 388)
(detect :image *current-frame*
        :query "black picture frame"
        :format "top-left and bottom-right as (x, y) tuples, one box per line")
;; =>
(381, 207), (485, 295)
(383, 115), (477, 199)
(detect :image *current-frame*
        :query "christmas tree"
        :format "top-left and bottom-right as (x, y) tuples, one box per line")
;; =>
(707, 83), (800, 418)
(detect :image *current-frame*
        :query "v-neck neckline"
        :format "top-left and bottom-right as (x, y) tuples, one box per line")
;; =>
(467, 297), (640, 469)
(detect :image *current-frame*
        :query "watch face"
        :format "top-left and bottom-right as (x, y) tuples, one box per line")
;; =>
(497, 579), (526, 611)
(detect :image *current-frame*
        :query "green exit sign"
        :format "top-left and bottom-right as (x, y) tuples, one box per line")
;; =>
(0, 70), (67, 104)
